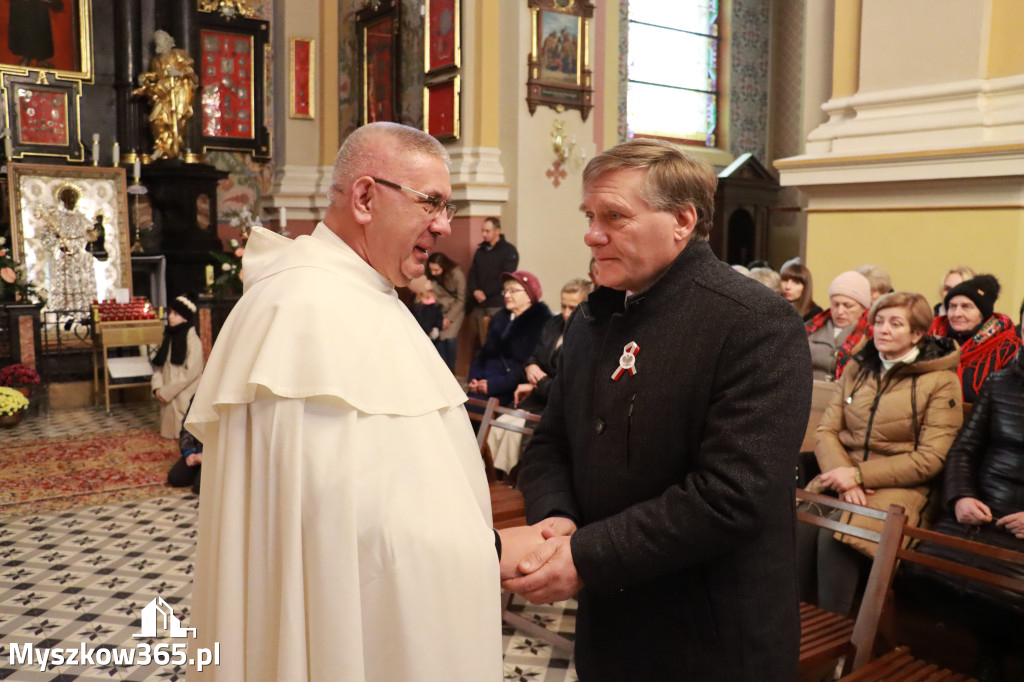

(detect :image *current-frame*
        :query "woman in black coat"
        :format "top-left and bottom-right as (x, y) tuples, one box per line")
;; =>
(468, 270), (551, 406)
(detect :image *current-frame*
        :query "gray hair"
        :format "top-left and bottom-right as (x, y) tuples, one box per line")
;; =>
(327, 122), (449, 206)
(561, 277), (594, 296)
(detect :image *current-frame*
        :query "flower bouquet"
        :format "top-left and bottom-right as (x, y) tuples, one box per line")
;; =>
(0, 236), (46, 304)
(0, 363), (41, 397)
(0, 385), (29, 426)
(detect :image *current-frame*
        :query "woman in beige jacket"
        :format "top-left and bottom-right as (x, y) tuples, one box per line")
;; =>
(798, 292), (963, 615)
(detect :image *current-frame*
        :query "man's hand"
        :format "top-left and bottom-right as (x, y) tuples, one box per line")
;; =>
(524, 364), (547, 385)
(473, 289), (486, 303)
(996, 511), (1024, 539)
(501, 535), (582, 604)
(513, 383), (534, 407)
(954, 497), (993, 525)
(185, 453), (203, 467)
(497, 525), (548, 580)
(533, 516), (577, 538)
(442, 317), (451, 330)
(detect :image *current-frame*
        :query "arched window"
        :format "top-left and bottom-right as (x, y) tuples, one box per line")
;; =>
(626, 0), (720, 147)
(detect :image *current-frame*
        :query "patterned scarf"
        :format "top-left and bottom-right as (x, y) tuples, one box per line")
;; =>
(928, 313), (1021, 398)
(805, 309), (872, 380)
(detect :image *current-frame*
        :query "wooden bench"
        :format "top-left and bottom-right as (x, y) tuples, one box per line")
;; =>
(836, 506), (1024, 681)
(796, 489), (894, 682)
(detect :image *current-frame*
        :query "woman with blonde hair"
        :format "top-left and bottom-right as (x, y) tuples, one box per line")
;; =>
(934, 265), (976, 316)
(798, 291), (963, 615)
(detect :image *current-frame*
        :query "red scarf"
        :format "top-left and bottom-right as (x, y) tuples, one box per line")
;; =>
(928, 313), (1021, 398)
(805, 309), (872, 380)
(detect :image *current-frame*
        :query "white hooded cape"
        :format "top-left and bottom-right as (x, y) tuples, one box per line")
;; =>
(186, 225), (502, 681)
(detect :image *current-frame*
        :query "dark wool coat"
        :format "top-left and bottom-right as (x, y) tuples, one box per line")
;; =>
(518, 313), (567, 411)
(466, 235), (519, 309)
(911, 350), (1024, 616)
(469, 301), (552, 406)
(517, 240), (812, 681)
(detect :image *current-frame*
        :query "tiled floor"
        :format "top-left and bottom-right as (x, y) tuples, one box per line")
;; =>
(0, 403), (578, 680)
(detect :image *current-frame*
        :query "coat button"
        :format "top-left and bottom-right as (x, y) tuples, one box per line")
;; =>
(595, 418), (605, 434)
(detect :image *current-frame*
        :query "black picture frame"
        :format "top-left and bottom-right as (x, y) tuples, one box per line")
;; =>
(1, 71), (83, 162)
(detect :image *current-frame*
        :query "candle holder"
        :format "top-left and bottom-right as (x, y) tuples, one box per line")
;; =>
(127, 181), (149, 254)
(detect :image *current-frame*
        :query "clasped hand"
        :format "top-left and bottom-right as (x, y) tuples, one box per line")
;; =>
(817, 466), (875, 506)
(497, 517), (582, 604)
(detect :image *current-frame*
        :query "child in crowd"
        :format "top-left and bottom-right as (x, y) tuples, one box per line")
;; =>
(151, 294), (204, 439)
(409, 276), (444, 342)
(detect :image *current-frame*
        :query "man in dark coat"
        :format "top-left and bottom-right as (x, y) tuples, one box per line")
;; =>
(505, 139), (813, 680)
(467, 217), (519, 339)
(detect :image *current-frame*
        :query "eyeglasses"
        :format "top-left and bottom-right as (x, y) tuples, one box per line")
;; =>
(371, 177), (458, 221)
(503, 286), (527, 295)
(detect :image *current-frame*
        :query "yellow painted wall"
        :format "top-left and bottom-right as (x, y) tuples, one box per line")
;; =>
(986, 0), (1024, 79)
(806, 208), (1024, 316)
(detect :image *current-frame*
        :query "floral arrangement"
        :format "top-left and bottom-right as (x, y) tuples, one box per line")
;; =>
(0, 236), (46, 304)
(0, 386), (29, 417)
(208, 206), (258, 295)
(0, 363), (41, 388)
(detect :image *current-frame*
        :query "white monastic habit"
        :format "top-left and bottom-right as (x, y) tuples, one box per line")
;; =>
(186, 224), (503, 681)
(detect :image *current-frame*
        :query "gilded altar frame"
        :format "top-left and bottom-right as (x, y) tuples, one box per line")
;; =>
(526, 0), (594, 121)
(0, 0), (94, 82)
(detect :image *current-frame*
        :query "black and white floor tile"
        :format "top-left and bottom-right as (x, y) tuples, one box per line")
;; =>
(0, 477), (577, 680)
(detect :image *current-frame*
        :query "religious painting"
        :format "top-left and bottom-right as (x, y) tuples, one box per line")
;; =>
(425, 0), (458, 75)
(1, 70), (82, 161)
(0, 0), (93, 80)
(423, 75), (459, 141)
(193, 12), (271, 158)
(6, 163), (133, 314)
(526, 0), (594, 121)
(357, 0), (399, 126)
(289, 37), (314, 119)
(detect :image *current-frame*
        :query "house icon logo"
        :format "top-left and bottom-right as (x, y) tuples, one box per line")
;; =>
(132, 597), (196, 639)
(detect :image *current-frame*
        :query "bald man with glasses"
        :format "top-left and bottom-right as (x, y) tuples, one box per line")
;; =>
(186, 122), (545, 681)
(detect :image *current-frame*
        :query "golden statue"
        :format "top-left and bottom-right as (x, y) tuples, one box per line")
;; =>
(133, 30), (198, 160)
(197, 0), (255, 18)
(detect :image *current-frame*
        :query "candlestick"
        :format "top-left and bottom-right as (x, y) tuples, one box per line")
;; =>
(4, 134), (11, 161)
(280, 206), (287, 227)
(112, 142), (120, 166)
(133, 159), (141, 183)
(92, 133), (99, 167)
(205, 264), (215, 287)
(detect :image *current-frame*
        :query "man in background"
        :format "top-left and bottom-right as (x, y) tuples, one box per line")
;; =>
(467, 216), (519, 341)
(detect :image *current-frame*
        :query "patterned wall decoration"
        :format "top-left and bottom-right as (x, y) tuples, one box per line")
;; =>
(768, 0), (806, 163)
(727, 0), (770, 162)
(617, 0), (628, 143)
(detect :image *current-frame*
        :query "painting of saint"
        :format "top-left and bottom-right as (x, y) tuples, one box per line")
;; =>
(538, 10), (579, 85)
(0, 0), (88, 75)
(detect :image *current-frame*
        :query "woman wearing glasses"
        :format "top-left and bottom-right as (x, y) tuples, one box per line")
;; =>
(467, 270), (551, 407)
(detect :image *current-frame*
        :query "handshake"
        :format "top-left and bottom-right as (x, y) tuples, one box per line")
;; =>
(496, 518), (583, 604)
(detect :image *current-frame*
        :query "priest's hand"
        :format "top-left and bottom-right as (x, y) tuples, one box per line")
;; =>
(497, 525), (547, 581)
(501, 535), (582, 604)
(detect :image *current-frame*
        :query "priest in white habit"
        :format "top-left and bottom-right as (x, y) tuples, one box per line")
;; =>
(185, 122), (543, 681)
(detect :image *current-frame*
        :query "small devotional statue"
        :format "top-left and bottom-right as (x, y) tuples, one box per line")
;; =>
(133, 30), (198, 160)
(34, 183), (98, 312)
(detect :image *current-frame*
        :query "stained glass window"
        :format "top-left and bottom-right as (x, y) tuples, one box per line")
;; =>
(627, 0), (719, 147)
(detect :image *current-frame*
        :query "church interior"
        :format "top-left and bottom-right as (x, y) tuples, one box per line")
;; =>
(2, 0), (1024, 679)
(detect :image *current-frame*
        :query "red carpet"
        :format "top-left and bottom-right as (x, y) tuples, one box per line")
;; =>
(0, 429), (187, 518)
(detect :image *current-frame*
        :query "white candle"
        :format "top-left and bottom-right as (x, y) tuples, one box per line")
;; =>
(92, 133), (99, 165)
(280, 206), (287, 227)
(112, 142), (120, 166)
(4, 133), (11, 160)
(133, 159), (141, 182)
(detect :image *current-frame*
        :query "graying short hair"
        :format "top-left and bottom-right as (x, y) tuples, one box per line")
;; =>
(855, 264), (892, 297)
(561, 277), (594, 296)
(582, 138), (717, 240)
(328, 122), (449, 206)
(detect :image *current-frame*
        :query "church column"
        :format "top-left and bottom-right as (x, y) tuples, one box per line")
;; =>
(114, 0), (145, 163)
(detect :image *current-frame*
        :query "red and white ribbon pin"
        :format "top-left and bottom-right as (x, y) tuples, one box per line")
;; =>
(611, 341), (640, 381)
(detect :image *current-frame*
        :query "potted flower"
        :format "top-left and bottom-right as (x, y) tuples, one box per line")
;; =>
(0, 363), (41, 398)
(0, 386), (29, 427)
(0, 236), (45, 304)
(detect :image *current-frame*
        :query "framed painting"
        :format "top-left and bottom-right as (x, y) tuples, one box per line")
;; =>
(6, 163), (133, 313)
(423, 75), (459, 141)
(0, 0), (93, 81)
(424, 0), (459, 75)
(527, 0), (594, 120)
(357, 0), (399, 126)
(194, 12), (271, 158)
(1, 70), (82, 161)
(289, 37), (314, 119)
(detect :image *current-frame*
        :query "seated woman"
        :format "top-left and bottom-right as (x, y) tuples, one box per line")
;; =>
(468, 270), (551, 407)
(934, 265), (975, 316)
(151, 294), (204, 439)
(780, 258), (823, 322)
(486, 278), (593, 475)
(928, 274), (1021, 402)
(805, 271), (873, 381)
(797, 292), (963, 616)
(908, 313), (1024, 675)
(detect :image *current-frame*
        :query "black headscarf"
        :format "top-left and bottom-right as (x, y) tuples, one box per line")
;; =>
(153, 323), (191, 366)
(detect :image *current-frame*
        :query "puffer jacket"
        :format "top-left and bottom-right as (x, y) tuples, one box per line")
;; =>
(909, 349), (1024, 615)
(815, 336), (963, 556)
